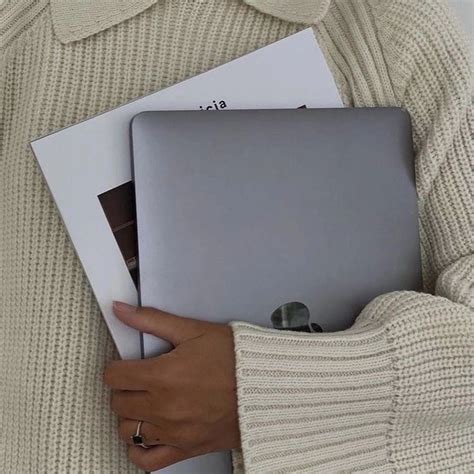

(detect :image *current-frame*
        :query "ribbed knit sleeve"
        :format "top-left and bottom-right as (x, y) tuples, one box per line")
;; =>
(232, 291), (473, 473)
(231, 1), (473, 472)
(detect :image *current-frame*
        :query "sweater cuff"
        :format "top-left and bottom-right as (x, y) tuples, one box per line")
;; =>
(230, 321), (394, 473)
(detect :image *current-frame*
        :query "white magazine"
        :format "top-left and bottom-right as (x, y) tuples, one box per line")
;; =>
(31, 28), (342, 362)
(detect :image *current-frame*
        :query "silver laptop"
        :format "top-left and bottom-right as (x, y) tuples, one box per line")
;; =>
(131, 108), (421, 473)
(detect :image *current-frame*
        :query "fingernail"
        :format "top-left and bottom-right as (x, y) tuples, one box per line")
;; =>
(113, 301), (137, 315)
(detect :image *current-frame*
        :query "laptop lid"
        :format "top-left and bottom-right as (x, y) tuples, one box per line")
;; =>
(132, 108), (421, 356)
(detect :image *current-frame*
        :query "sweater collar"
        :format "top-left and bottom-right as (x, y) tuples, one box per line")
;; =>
(50, 0), (332, 44)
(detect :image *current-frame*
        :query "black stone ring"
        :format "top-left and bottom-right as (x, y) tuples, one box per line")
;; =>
(131, 420), (150, 449)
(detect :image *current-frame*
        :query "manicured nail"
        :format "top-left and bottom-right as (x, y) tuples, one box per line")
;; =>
(112, 301), (137, 315)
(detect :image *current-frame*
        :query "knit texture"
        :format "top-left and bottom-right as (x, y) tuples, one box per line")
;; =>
(245, 0), (331, 24)
(0, 0), (472, 472)
(50, 0), (158, 43)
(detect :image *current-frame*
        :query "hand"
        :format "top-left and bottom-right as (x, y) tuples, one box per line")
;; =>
(104, 302), (240, 472)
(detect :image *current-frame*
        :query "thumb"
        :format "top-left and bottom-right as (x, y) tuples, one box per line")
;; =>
(112, 301), (205, 346)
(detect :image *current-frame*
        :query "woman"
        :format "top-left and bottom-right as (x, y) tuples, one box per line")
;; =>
(1, 0), (472, 472)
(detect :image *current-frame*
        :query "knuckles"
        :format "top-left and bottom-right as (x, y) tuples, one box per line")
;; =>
(103, 365), (117, 387)
(110, 392), (122, 415)
(118, 422), (130, 442)
(103, 360), (128, 387)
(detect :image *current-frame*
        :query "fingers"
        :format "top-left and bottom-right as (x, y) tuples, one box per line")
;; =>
(119, 419), (163, 447)
(128, 444), (192, 472)
(113, 302), (207, 346)
(103, 359), (156, 390)
(110, 391), (154, 422)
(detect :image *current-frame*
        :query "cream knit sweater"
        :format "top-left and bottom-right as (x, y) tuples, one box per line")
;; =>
(1, 0), (472, 472)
